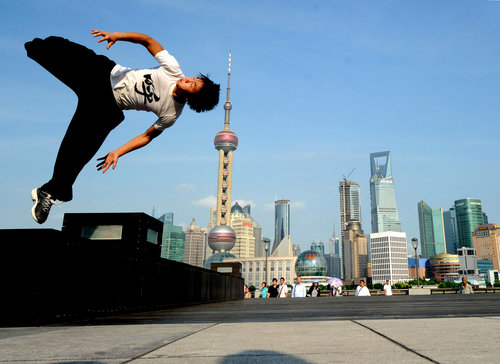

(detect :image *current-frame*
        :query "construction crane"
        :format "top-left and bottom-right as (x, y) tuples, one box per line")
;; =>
(342, 168), (355, 181)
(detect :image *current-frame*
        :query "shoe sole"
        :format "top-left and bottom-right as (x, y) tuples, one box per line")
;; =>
(31, 188), (41, 223)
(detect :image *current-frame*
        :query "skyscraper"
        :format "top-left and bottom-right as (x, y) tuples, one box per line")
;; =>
(273, 199), (290, 253)
(370, 231), (409, 284)
(161, 224), (185, 262)
(443, 208), (459, 254)
(454, 198), (483, 248)
(230, 202), (255, 258)
(473, 224), (500, 271)
(339, 179), (361, 232)
(206, 53), (238, 268)
(417, 201), (446, 258)
(184, 218), (207, 267)
(158, 212), (185, 262)
(241, 204), (263, 257)
(342, 220), (368, 282)
(369, 151), (402, 233)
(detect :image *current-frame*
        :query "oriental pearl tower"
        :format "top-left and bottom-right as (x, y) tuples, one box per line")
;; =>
(205, 53), (238, 268)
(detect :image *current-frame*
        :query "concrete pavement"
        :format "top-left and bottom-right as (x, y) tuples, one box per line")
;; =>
(1, 295), (499, 363)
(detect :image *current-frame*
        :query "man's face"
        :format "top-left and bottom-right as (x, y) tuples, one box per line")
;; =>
(280, 278), (285, 285)
(360, 281), (365, 287)
(386, 281), (390, 285)
(462, 278), (467, 285)
(176, 77), (204, 95)
(297, 277), (302, 284)
(273, 280), (278, 286)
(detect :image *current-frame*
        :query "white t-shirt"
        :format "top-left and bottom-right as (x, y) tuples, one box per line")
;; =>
(355, 286), (371, 296)
(110, 50), (185, 131)
(383, 284), (393, 296)
(278, 284), (289, 298)
(292, 283), (307, 297)
(333, 286), (342, 297)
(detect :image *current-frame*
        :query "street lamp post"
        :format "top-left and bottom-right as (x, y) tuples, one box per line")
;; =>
(264, 241), (270, 285)
(412, 238), (419, 288)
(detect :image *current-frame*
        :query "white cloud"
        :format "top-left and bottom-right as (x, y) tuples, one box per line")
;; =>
(192, 195), (216, 208)
(233, 199), (255, 208)
(292, 202), (306, 210)
(264, 202), (275, 211)
(175, 182), (196, 191)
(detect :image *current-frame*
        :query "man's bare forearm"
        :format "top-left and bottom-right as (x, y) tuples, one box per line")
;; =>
(91, 30), (164, 56)
(115, 126), (161, 157)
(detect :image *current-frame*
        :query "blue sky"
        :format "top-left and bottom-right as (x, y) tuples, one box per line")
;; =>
(1, 0), (499, 255)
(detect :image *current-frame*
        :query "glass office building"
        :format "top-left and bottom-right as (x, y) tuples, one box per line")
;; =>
(369, 151), (401, 233)
(273, 199), (290, 253)
(443, 208), (459, 255)
(454, 198), (483, 248)
(160, 224), (185, 262)
(418, 201), (446, 258)
(339, 180), (361, 232)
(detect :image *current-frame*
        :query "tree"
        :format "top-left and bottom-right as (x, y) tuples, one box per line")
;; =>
(374, 283), (383, 290)
(494, 280), (500, 287)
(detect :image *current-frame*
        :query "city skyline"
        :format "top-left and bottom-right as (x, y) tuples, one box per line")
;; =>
(1, 1), (500, 255)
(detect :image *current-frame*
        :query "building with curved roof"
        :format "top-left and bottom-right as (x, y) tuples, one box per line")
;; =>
(429, 253), (459, 281)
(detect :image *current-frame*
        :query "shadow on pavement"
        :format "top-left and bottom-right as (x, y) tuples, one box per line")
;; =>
(220, 350), (312, 363)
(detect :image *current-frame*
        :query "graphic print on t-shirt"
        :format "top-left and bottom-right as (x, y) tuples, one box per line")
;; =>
(134, 74), (160, 104)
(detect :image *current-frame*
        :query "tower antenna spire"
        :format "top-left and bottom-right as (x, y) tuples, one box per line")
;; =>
(224, 51), (232, 130)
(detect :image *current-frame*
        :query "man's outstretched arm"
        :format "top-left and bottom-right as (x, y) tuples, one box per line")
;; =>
(91, 29), (164, 56)
(97, 125), (162, 173)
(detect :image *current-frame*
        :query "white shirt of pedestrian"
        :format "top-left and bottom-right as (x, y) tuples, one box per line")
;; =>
(356, 285), (371, 296)
(383, 284), (393, 296)
(278, 283), (288, 297)
(292, 283), (307, 297)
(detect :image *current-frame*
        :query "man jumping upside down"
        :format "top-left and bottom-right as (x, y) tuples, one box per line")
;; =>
(25, 30), (220, 224)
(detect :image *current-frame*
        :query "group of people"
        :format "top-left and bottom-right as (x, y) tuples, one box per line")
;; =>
(244, 277), (394, 298)
(245, 277), (475, 298)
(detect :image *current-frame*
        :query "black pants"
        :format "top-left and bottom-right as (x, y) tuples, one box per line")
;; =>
(25, 36), (124, 201)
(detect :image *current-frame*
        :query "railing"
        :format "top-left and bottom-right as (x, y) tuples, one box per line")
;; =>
(249, 288), (500, 297)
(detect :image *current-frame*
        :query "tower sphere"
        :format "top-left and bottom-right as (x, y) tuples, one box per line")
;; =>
(295, 250), (328, 276)
(208, 225), (236, 252)
(214, 129), (238, 152)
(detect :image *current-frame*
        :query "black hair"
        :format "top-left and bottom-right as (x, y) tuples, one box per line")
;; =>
(280, 277), (285, 281)
(262, 282), (267, 286)
(187, 73), (220, 113)
(272, 278), (278, 282)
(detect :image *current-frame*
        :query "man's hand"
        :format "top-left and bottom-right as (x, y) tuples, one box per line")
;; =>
(91, 29), (118, 49)
(96, 151), (119, 173)
(90, 29), (164, 56)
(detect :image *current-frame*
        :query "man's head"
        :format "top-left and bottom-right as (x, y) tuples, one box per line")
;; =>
(462, 277), (468, 285)
(386, 280), (390, 285)
(359, 280), (365, 287)
(280, 277), (285, 285)
(176, 74), (220, 112)
(272, 278), (278, 286)
(296, 276), (302, 284)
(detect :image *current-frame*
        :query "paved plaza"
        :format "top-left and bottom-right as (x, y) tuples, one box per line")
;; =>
(1, 294), (500, 363)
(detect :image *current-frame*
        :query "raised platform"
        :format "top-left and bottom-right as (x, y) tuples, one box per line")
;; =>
(1, 295), (499, 363)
